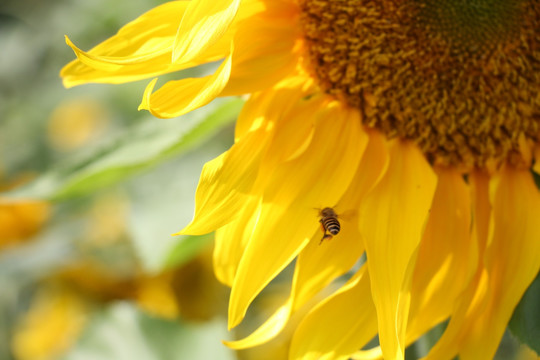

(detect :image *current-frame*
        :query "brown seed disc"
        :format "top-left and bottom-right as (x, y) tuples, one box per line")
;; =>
(299, 0), (540, 169)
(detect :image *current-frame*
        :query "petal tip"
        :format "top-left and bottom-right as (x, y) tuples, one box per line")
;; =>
(138, 78), (158, 111)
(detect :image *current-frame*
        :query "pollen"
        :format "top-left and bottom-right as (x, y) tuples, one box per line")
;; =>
(299, 0), (540, 169)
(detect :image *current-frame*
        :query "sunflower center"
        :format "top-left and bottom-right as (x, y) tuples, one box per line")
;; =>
(299, 0), (540, 169)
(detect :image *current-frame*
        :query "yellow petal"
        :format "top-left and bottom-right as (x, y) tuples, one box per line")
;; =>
(254, 94), (321, 180)
(61, 2), (192, 86)
(359, 140), (437, 360)
(178, 124), (270, 236)
(289, 267), (378, 360)
(228, 104), (365, 329)
(61, 0), (254, 87)
(470, 171), (492, 253)
(459, 166), (540, 359)
(425, 167), (540, 360)
(424, 269), (489, 360)
(220, 10), (299, 96)
(64, 1), (184, 66)
(172, 0), (240, 63)
(225, 121), (370, 348)
(424, 172), (492, 360)
(63, 34), (171, 70)
(235, 77), (312, 143)
(219, 97), (359, 348)
(337, 130), (390, 208)
(293, 125), (379, 308)
(350, 347), (383, 360)
(291, 128), (388, 311)
(224, 197), (367, 349)
(224, 297), (293, 349)
(138, 51), (232, 118)
(213, 197), (260, 286)
(233, 92), (269, 141)
(234, 76), (315, 142)
(406, 167), (473, 341)
(182, 82), (313, 238)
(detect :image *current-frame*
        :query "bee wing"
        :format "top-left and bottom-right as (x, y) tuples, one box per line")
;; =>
(337, 209), (357, 221)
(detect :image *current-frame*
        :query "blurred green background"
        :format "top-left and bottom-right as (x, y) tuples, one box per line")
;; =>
(0, 1), (538, 360)
(0, 0), (240, 359)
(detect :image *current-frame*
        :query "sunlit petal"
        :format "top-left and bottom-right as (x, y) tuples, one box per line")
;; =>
(289, 267), (378, 360)
(406, 168), (473, 341)
(235, 77), (313, 143)
(178, 124), (269, 236)
(292, 127), (381, 309)
(228, 104), (365, 328)
(213, 197), (260, 286)
(172, 0), (240, 63)
(221, 13), (299, 96)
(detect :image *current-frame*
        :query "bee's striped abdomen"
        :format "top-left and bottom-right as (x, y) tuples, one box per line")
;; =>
(319, 207), (340, 243)
(322, 217), (340, 235)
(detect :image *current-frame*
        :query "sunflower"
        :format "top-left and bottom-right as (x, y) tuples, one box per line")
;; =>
(61, 0), (540, 359)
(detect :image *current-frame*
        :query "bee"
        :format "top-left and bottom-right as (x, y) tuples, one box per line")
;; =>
(319, 207), (340, 244)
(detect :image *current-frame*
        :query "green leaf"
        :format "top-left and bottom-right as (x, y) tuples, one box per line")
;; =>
(4, 98), (243, 201)
(509, 271), (540, 355)
(61, 303), (235, 360)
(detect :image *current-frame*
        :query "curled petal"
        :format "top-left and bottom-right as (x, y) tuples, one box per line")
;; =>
(138, 50), (232, 118)
(61, 2), (193, 86)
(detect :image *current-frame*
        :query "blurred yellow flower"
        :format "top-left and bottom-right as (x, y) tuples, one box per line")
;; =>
(12, 287), (89, 360)
(165, 246), (229, 322)
(0, 199), (49, 249)
(52, 246), (227, 322)
(61, 1), (540, 359)
(47, 98), (108, 152)
(85, 191), (130, 245)
(0, 171), (50, 249)
(136, 272), (181, 319)
(11, 247), (228, 359)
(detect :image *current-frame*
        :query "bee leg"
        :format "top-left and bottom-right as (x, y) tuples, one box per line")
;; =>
(319, 223), (326, 244)
(319, 233), (332, 245)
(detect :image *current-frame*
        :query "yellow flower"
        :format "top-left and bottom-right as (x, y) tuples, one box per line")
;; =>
(61, 1), (540, 359)
(0, 173), (50, 250)
(12, 286), (89, 360)
(0, 199), (49, 249)
(47, 98), (109, 152)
